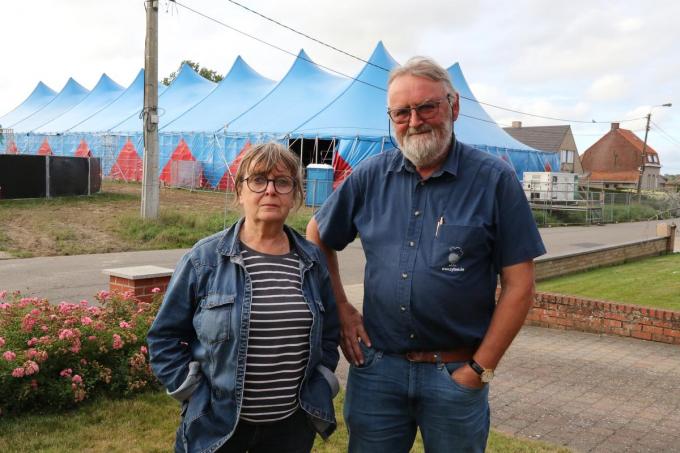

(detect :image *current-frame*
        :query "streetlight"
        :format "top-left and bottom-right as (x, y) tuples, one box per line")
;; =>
(636, 103), (672, 199)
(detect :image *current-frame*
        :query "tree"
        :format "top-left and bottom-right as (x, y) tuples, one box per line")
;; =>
(161, 60), (223, 85)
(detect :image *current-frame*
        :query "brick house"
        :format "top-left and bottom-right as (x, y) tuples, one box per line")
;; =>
(581, 123), (661, 190)
(503, 121), (583, 173)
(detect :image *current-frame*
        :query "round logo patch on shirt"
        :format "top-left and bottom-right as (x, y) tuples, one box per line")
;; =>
(442, 246), (465, 272)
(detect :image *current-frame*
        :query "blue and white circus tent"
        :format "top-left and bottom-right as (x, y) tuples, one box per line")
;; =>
(0, 42), (558, 187)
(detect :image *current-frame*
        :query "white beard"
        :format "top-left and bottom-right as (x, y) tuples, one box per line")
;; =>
(397, 120), (452, 167)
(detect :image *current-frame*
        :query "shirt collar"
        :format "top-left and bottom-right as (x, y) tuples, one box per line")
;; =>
(386, 135), (460, 179)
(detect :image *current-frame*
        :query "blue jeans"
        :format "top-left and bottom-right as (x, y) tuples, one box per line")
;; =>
(344, 345), (490, 453)
(215, 409), (316, 453)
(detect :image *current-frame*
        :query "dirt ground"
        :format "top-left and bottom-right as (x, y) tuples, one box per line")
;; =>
(0, 180), (236, 258)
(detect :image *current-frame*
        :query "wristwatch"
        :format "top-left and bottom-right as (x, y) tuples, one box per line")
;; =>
(468, 359), (494, 383)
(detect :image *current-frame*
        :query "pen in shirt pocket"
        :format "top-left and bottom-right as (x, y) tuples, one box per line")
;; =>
(435, 216), (445, 237)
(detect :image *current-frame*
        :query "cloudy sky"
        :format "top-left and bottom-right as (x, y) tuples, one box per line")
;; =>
(1, 0), (678, 172)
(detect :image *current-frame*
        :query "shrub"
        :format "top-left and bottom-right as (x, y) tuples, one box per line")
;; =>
(0, 290), (162, 416)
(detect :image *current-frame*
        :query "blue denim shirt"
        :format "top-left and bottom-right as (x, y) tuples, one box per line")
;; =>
(148, 219), (340, 453)
(315, 140), (545, 354)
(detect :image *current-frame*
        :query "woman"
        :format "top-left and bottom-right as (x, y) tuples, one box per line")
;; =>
(148, 142), (340, 453)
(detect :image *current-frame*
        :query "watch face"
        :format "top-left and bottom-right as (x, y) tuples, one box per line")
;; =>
(481, 369), (494, 383)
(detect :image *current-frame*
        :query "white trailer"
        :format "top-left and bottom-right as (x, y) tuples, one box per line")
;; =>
(523, 172), (578, 201)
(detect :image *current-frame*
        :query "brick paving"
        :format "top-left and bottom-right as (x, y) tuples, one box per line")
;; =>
(336, 283), (680, 453)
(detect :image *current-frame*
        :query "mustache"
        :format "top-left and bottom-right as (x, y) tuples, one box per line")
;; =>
(405, 125), (434, 136)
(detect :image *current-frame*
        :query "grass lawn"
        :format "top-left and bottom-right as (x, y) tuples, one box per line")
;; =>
(0, 390), (570, 453)
(0, 180), (315, 258)
(537, 253), (680, 311)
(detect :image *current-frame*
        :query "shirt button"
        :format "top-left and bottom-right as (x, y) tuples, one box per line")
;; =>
(408, 241), (415, 247)
(401, 272), (408, 279)
(409, 333), (415, 339)
(400, 305), (406, 312)
(414, 210), (421, 216)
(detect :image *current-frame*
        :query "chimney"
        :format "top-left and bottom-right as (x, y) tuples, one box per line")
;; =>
(611, 122), (620, 130)
(512, 121), (522, 128)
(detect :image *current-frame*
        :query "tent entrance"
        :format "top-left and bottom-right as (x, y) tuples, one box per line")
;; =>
(288, 137), (334, 168)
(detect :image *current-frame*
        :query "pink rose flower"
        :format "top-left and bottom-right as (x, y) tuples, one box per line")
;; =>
(41, 325), (49, 332)
(0, 337), (5, 347)
(24, 360), (39, 376)
(58, 329), (75, 340)
(0, 290), (7, 299)
(11, 367), (25, 378)
(60, 368), (73, 378)
(151, 287), (161, 294)
(119, 321), (131, 329)
(97, 290), (110, 300)
(140, 345), (148, 355)
(80, 299), (89, 307)
(72, 374), (83, 384)
(112, 334), (124, 350)
(3, 351), (16, 361)
(81, 316), (93, 326)
(88, 335), (97, 341)
(0, 303), (10, 310)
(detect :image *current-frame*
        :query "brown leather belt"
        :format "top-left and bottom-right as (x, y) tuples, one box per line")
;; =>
(402, 349), (474, 363)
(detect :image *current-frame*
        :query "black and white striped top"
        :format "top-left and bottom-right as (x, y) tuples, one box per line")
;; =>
(239, 241), (313, 423)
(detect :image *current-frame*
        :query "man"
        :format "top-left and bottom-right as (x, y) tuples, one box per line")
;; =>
(306, 56), (545, 452)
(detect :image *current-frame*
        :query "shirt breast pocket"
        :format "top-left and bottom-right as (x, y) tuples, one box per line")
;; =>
(194, 294), (235, 344)
(429, 225), (490, 271)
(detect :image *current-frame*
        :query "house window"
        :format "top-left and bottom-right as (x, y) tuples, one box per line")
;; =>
(560, 150), (574, 164)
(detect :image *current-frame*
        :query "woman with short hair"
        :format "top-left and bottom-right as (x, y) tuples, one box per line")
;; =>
(148, 142), (340, 453)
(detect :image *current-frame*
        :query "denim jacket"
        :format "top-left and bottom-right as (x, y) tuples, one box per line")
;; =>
(148, 219), (340, 453)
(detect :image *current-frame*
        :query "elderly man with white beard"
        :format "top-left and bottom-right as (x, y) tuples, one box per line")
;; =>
(306, 56), (545, 453)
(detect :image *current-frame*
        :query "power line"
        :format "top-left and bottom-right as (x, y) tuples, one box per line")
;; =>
(170, 0), (386, 94)
(221, 0), (647, 126)
(651, 120), (680, 147)
(171, 1), (504, 129)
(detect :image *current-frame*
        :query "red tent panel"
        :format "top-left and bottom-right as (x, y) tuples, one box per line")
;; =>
(37, 138), (53, 156)
(6, 141), (19, 154)
(217, 141), (252, 191)
(74, 139), (92, 157)
(109, 139), (143, 182)
(160, 138), (207, 187)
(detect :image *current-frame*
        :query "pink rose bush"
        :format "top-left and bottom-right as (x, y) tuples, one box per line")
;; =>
(0, 291), (161, 416)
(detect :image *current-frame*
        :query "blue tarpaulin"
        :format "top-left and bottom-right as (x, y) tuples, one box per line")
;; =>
(2, 42), (559, 184)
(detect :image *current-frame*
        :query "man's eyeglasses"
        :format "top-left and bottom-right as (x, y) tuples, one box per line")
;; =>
(243, 174), (295, 194)
(387, 96), (451, 124)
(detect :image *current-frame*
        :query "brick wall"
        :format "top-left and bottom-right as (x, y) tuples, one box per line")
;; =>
(526, 291), (680, 345)
(535, 237), (669, 281)
(103, 266), (173, 303)
(109, 275), (171, 302)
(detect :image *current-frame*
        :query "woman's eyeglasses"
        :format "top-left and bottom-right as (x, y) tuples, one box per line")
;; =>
(243, 175), (295, 194)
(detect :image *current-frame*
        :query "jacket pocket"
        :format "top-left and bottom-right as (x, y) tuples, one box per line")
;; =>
(194, 294), (235, 344)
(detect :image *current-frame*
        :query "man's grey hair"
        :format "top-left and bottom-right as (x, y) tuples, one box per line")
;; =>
(388, 56), (458, 97)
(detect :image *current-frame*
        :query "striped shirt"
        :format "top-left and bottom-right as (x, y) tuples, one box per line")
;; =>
(239, 241), (312, 423)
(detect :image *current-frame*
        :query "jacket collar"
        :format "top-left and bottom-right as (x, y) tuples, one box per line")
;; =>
(216, 218), (316, 267)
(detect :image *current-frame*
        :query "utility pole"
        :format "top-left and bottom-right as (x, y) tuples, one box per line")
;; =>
(636, 103), (672, 201)
(141, 0), (160, 219)
(635, 113), (651, 201)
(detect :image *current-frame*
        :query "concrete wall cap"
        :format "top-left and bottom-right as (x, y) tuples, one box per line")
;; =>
(102, 265), (174, 280)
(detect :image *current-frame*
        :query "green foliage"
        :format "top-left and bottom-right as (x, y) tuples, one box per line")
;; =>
(0, 291), (162, 416)
(161, 59), (224, 85)
(537, 253), (680, 310)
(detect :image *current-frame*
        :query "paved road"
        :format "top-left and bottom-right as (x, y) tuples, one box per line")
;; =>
(0, 218), (677, 302)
